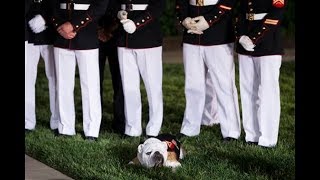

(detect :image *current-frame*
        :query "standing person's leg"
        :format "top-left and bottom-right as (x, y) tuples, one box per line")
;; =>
(255, 55), (282, 147)
(76, 49), (102, 138)
(25, 43), (40, 130)
(98, 42), (108, 112)
(204, 43), (241, 139)
(41, 45), (59, 130)
(202, 67), (219, 126)
(54, 47), (77, 136)
(136, 46), (163, 137)
(180, 43), (206, 136)
(239, 54), (260, 143)
(118, 47), (142, 137)
(108, 46), (125, 134)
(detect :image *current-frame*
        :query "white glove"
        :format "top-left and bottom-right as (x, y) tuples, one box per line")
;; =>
(117, 10), (128, 20)
(182, 17), (196, 30)
(239, 35), (255, 51)
(120, 19), (136, 34)
(192, 16), (209, 32)
(28, 14), (47, 33)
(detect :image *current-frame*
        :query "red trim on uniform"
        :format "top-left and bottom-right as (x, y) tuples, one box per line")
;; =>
(136, 12), (153, 29)
(74, 13), (92, 32)
(208, 7), (225, 26)
(251, 25), (269, 44)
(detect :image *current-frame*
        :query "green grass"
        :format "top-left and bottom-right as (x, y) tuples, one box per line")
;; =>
(26, 61), (295, 180)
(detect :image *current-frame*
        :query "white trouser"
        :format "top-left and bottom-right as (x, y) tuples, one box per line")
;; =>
(54, 47), (102, 137)
(25, 44), (59, 130)
(201, 67), (219, 126)
(117, 47), (163, 137)
(239, 54), (282, 147)
(181, 43), (241, 138)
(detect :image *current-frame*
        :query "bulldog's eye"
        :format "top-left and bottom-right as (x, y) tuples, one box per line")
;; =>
(146, 152), (152, 155)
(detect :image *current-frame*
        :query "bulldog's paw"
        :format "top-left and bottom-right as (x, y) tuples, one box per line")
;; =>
(164, 160), (181, 168)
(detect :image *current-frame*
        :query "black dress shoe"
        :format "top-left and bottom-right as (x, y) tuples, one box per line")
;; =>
(52, 129), (59, 136)
(246, 141), (258, 145)
(86, 136), (97, 142)
(223, 137), (237, 143)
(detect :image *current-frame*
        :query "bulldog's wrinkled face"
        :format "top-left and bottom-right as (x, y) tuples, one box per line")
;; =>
(137, 138), (168, 168)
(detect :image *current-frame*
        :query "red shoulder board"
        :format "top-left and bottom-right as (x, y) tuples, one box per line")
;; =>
(273, 0), (285, 8)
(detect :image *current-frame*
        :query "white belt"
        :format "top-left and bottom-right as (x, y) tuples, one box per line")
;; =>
(121, 4), (148, 11)
(189, 0), (219, 6)
(60, 3), (90, 10)
(246, 13), (267, 20)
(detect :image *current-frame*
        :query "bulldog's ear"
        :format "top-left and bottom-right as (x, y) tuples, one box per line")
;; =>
(162, 141), (168, 149)
(138, 144), (144, 153)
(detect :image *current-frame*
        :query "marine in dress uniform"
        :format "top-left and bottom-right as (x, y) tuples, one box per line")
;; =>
(97, 0), (125, 134)
(51, 0), (109, 140)
(115, 0), (166, 137)
(25, 0), (59, 131)
(176, 0), (241, 139)
(235, 0), (287, 147)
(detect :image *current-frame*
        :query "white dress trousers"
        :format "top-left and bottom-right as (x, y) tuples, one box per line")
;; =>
(117, 46), (163, 137)
(25, 43), (59, 130)
(201, 67), (219, 126)
(54, 47), (101, 137)
(181, 43), (241, 138)
(239, 54), (282, 147)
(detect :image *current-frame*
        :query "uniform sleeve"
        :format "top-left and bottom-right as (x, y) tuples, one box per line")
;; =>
(175, 0), (189, 24)
(51, 0), (66, 29)
(131, 0), (166, 30)
(25, 0), (33, 16)
(70, 0), (110, 32)
(248, 0), (287, 45)
(234, 1), (246, 39)
(203, 0), (237, 26)
(41, 0), (54, 26)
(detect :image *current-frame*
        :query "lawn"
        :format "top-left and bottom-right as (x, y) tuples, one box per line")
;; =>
(25, 61), (295, 180)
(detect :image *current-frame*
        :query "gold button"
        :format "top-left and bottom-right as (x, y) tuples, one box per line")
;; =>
(142, 19), (145, 22)
(52, 18), (55, 21)
(249, 2), (252, 5)
(219, 11), (222, 13)
(250, 8), (253, 11)
(86, 18), (89, 20)
(146, 16), (150, 19)
(81, 21), (84, 24)
(214, 16), (217, 18)
(55, 24), (58, 26)
(76, 25), (79, 28)
(253, 37), (256, 39)
(136, 22), (140, 25)
(263, 27), (266, 29)
(258, 32), (261, 35)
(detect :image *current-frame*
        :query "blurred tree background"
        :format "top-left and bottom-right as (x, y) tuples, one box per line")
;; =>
(160, 0), (295, 38)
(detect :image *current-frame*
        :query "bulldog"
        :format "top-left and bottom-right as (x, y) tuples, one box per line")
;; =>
(129, 134), (185, 168)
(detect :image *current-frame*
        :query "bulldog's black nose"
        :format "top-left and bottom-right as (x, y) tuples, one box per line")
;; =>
(153, 151), (164, 168)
